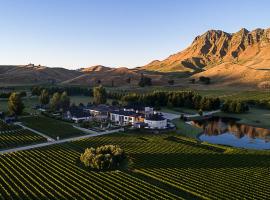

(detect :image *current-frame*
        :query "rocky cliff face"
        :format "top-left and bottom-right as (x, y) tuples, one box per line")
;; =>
(142, 28), (270, 72)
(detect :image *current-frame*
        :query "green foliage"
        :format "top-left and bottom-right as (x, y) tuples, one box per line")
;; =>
(39, 89), (50, 105)
(168, 80), (174, 85)
(138, 74), (152, 87)
(199, 76), (210, 84)
(80, 145), (126, 170)
(49, 92), (70, 111)
(121, 90), (221, 111)
(8, 92), (25, 115)
(221, 100), (249, 113)
(50, 92), (61, 111)
(60, 92), (70, 111)
(93, 85), (107, 104)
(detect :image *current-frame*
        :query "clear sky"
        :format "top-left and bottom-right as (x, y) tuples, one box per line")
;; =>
(0, 0), (269, 69)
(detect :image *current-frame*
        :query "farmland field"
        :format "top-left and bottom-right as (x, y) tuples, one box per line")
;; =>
(0, 133), (269, 199)
(0, 121), (46, 150)
(20, 116), (84, 139)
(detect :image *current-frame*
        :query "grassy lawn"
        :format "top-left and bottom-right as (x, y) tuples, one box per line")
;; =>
(161, 107), (198, 115)
(0, 97), (38, 113)
(214, 107), (270, 129)
(20, 116), (84, 139)
(172, 118), (202, 138)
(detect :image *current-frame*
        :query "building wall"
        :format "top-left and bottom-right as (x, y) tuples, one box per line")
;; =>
(144, 119), (167, 129)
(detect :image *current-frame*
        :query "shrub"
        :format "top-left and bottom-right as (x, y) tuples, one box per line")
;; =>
(80, 145), (126, 170)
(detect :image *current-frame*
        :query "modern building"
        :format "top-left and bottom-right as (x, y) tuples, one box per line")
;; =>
(65, 106), (91, 123)
(144, 114), (167, 129)
(110, 110), (145, 126)
(110, 107), (168, 129)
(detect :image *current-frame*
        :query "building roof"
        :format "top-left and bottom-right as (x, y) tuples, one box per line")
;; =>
(111, 110), (144, 118)
(69, 106), (91, 118)
(86, 104), (117, 113)
(145, 114), (166, 121)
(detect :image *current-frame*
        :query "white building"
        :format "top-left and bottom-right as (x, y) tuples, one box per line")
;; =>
(110, 110), (144, 125)
(144, 114), (167, 129)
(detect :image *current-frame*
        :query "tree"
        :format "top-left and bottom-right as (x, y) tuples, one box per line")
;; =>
(8, 92), (25, 115)
(199, 76), (211, 84)
(39, 89), (50, 105)
(126, 77), (131, 84)
(80, 145), (126, 170)
(138, 74), (152, 87)
(93, 86), (107, 104)
(50, 92), (61, 111)
(60, 92), (70, 111)
(168, 80), (174, 85)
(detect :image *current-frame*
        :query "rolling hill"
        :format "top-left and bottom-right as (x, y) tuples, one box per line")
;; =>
(0, 64), (82, 85)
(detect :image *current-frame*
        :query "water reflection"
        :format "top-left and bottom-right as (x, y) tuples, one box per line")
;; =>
(192, 117), (270, 149)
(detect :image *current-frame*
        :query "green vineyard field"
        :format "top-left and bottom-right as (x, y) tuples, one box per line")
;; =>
(0, 121), (47, 150)
(0, 133), (269, 199)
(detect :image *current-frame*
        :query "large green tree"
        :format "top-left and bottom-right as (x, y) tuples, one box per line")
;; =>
(60, 91), (70, 111)
(93, 86), (107, 104)
(39, 89), (50, 105)
(50, 92), (61, 111)
(8, 92), (25, 115)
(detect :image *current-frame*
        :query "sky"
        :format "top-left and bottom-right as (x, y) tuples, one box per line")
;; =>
(0, 0), (269, 69)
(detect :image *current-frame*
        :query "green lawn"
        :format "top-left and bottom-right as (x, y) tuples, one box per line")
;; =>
(20, 116), (84, 139)
(214, 107), (270, 129)
(0, 133), (269, 199)
(0, 97), (38, 113)
(161, 107), (197, 115)
(172, 118), (202, 138)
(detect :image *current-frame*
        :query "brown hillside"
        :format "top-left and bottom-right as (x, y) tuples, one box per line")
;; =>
(0, 64), (82, 85)
(142, 28), (270, 87)
(63, 67), (170, 87)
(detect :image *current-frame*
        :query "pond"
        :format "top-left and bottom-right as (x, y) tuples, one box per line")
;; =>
(191, 117), (270, 150)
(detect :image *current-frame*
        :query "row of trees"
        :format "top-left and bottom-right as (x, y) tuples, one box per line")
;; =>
(39, 89), (70, 111)
(32, 86), (92, 97)
(39, 86), (107, 111)
(221, 100), (249, 113)
(121, 91), (221, 111)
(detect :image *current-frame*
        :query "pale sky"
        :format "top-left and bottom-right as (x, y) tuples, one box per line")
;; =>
(0, 0), (269, 69)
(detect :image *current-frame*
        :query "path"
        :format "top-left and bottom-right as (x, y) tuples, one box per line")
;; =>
(0, 128), (123, 155)
(14, 122), (55, 142)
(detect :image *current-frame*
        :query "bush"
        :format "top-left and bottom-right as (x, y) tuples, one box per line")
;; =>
(199, 76), (210, 84)
(80, 145), (126, 170)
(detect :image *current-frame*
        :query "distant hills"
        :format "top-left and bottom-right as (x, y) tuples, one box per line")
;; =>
(1, 28), (270, 89)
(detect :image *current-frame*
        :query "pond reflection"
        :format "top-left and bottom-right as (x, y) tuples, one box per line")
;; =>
(192, 117), (270, 150)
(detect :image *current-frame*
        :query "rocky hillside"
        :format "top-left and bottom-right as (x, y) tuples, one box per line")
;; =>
(143, 28), (270, 72)
(142, 28), (270, 88)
